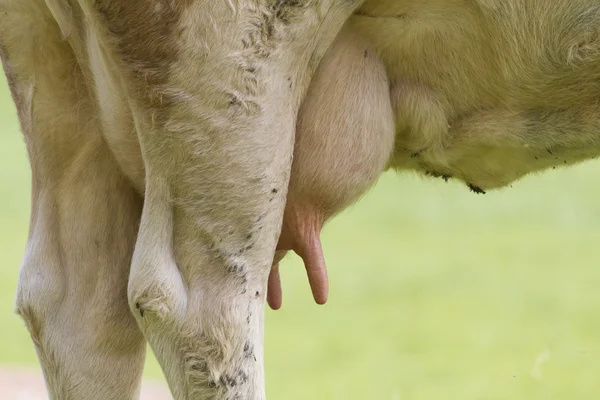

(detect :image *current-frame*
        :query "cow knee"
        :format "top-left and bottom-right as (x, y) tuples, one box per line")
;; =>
(128, 243), (188, 325)
(16, 244), (66, 348)
(127, 181), (188, 326)
(16, 298), (46, 350)
(14, 236), (74, 387)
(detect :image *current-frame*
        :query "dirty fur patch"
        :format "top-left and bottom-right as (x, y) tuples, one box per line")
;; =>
(92, 0), (194, 112)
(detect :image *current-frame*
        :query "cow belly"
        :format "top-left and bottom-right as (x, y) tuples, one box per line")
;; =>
(349, 1), (600, 191)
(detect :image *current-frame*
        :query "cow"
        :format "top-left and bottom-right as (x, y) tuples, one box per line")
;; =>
(2, 0), (600, 399)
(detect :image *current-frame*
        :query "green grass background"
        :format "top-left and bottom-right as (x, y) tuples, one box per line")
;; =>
(1, 75), (599, 399)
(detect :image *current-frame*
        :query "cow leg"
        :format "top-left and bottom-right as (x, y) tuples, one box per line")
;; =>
(16, 140), (146, 400)
(87, 1), (364, 398)
(1, 3), (146, 398)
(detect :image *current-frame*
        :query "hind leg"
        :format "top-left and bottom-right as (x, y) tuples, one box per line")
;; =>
(1, 2), (146, 398)
(82, 1), (364, 398)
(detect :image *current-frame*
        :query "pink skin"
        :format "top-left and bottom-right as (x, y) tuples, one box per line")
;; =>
(268, 204), (328, 310)
(266, 25), (396, 309)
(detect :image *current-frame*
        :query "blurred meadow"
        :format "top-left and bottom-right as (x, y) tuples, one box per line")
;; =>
(1, 73), (599, 399)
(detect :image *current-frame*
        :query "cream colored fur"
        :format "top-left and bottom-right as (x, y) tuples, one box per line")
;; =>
(2, 1), (600, 399)
(354, 0), (600, 191)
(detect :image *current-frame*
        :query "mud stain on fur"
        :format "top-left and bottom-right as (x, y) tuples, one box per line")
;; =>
(467, 183), (486, 194)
